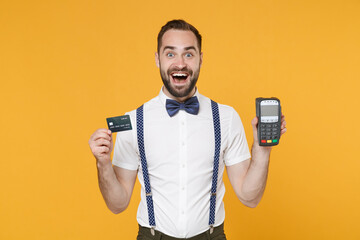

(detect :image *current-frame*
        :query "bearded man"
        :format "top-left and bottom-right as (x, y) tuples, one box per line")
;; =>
(89, 19), (287, 240)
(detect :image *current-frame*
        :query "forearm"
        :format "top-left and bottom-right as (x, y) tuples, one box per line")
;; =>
(230, 115), (286, 208)
(240, 145), (271, 207)
(96, 161), (130, 214)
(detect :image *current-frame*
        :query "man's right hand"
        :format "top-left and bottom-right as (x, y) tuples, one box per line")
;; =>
(89, 129), (113, 165)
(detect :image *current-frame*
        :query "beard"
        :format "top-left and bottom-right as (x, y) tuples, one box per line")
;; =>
(159, 64), (201, 99)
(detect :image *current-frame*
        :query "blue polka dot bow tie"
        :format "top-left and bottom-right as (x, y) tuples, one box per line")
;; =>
(165, 96), (200, 117)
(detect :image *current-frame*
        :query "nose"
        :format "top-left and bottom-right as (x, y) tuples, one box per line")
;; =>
(174, 55), (186, 69)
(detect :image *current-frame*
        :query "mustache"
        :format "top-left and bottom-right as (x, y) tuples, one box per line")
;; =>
(167, 67), (193, 75)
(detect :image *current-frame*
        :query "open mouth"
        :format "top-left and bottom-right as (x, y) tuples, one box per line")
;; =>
(170, 72), (189, 84)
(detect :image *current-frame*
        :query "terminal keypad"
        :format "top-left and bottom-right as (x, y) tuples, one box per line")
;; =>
(260, 123), (280, 144)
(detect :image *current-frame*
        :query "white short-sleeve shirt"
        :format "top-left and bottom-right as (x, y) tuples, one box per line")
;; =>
(112, 88), (251, 238)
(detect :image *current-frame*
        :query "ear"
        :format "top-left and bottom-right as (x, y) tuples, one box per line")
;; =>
(155, 52), (160, 68)
(200, 52), (203, 67)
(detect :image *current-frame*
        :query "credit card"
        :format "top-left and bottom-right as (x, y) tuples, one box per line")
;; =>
(106, 115), (132, 132)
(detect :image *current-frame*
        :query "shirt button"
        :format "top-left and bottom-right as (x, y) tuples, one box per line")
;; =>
(182, 142), (185, 146)
(181, 121), (185, 126)
(181, 187), (185, 190)
(182, 164), (185, 168)
(181, 211), (185, 214)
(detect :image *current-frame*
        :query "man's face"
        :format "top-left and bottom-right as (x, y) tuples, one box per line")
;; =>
(156, 30), (203, 101)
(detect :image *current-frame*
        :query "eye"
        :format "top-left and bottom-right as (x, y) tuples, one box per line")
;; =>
(167, 52), (174, 57)
(185, 53), (193, 58)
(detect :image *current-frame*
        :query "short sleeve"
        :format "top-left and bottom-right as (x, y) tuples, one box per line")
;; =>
(223, 109), (251, 166)
(112, 112), (139, 170)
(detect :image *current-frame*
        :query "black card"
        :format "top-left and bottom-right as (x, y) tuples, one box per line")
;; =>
(106, 115), (132, 132)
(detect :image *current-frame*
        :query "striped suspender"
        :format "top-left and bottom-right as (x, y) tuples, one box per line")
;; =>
(209, 100), (221, 234)
(136, 100), (221, 235)
(136, 105), (156, 235)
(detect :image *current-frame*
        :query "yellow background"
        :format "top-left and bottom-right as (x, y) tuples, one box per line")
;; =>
(1, 0), (359, 239)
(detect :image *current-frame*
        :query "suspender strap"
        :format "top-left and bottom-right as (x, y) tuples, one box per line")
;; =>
(136, 105), (156, 230)
(209, 100), (221, 229)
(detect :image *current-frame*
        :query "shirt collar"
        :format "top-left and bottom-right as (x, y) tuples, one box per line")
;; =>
(158, 86), (200, 108)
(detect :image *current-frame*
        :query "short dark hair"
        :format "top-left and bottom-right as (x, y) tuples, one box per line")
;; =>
(157, 19), (202, 53)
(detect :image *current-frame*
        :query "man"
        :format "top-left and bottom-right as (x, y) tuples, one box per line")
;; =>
(89, 19), (287, 239)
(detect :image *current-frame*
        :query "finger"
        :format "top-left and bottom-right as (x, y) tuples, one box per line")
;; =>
(281, 115), (285, 122)
(281, 120), (287, 129)
(251, 116), (258, 126)
(280, 128), (287, 136)
(90, 128), (111, 138)
(91, 131), (112, 142)
(251, 117), (259, 142)
(95, 138), (111, 147)
(96, 146), (110, 154)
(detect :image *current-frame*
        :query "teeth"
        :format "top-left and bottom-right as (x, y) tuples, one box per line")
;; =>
(172, 73), (187, 77)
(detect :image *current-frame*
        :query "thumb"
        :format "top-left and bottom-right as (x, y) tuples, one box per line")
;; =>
(251, 117), (259, 143)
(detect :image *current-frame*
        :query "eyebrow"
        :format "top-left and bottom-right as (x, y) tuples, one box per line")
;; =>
(162, 46), (198, 53)
(162, 46), (175, 53)
(184, 46), (197, 51)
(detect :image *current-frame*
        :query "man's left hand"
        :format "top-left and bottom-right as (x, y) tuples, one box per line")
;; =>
(251, 114), (287, 150)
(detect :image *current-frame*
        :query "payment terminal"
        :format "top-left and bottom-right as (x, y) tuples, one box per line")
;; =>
(256, 97), (282, 146)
